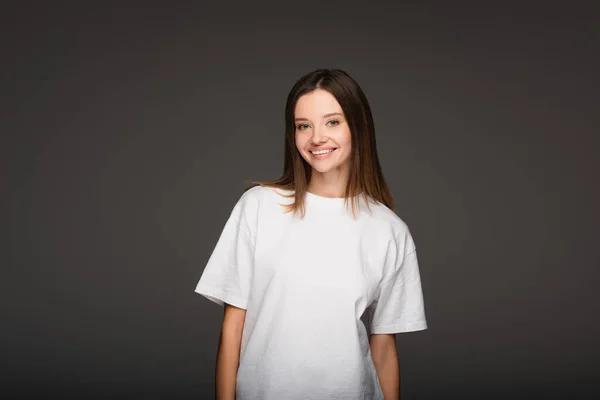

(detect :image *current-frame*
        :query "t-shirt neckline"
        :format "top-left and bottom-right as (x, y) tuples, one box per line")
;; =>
(304, 190), (365, 213)
(305, 191), (347, 202)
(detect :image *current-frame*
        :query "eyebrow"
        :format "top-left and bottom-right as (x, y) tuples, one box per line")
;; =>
(294, 112), (344, 122)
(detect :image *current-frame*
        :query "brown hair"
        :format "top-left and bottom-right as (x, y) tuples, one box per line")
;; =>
(244, 68), (396, 219)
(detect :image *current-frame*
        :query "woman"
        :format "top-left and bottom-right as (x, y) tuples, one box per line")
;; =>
(195, 68), (427, 400)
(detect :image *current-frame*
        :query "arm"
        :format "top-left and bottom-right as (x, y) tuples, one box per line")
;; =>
(215, 303), (246, 400)
(370, 333), (400, 400)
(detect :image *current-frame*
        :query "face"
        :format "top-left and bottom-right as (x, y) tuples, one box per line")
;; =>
(294, 89), (352, 174)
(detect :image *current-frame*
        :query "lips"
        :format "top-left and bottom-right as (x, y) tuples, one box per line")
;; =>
(309, 148), (337, 154)
(309, 148), (338, 159)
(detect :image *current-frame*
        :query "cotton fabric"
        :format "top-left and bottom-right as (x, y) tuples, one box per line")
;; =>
(195, 185), (427, 399)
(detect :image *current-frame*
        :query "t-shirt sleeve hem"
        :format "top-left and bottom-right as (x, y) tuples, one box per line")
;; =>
(370, 320), (428, 334)
(195, 284), (248, 310)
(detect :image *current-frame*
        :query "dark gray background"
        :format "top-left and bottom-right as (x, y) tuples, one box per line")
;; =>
(3, 1), (599, 399)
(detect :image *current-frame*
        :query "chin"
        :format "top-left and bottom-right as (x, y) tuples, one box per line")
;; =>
(309, 164), (340, 174)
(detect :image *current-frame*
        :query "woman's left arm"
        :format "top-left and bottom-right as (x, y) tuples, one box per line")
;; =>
(370, 333), (400, 400)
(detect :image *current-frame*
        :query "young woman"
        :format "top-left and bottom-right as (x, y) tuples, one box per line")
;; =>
(195, 69), (427, 400)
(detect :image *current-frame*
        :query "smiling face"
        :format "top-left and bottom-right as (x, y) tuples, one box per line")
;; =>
(294, 89), (352, 175)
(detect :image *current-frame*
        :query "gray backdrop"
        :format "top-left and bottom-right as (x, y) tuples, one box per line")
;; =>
(3, 1), (599, 399)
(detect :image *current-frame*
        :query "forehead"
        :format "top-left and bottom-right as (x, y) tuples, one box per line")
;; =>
(294, 89), (342, 115)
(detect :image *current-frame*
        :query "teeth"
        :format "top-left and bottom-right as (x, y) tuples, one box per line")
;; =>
(311, 149), (335, 155)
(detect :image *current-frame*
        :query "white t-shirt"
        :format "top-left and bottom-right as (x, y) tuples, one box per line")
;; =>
(195, 185), (427, 400)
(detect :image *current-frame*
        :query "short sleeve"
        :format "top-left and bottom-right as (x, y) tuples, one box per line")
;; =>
(194, 198), (255, 310)
(369, 246), (427, 334)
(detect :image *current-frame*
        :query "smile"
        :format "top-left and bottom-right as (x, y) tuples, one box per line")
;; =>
(310, 148), (337, 159)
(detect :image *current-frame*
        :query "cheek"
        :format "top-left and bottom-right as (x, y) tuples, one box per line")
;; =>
(340, 129), (352, 148)
(295, 134), (307, 150)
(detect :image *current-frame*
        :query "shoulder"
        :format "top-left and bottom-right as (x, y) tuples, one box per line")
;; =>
(364, 199), (416, 254)
(233, 184), (288, 220)
(238, 184), (284, 207)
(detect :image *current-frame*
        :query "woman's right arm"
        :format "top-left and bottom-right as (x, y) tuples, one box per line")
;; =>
(215, 303), (246, 400)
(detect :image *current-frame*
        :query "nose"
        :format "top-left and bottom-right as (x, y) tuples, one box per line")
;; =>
(310, 125), (328, 145)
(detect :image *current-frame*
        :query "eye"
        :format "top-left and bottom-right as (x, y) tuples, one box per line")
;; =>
(296, 123), (309, 131)
(327, 120), (340, 127)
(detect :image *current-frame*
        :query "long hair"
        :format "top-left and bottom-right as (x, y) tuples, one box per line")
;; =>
(244, 68), (396, 219)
